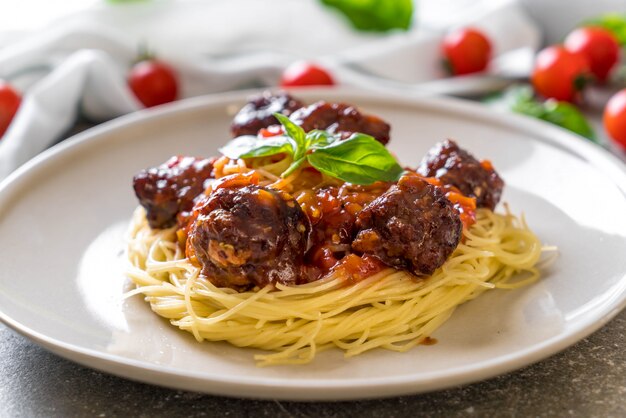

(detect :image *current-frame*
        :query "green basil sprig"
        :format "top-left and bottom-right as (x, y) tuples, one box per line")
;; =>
(219, 113), (403, 185)
(320, 0), (413, 32)
(486, 85), (596, 142)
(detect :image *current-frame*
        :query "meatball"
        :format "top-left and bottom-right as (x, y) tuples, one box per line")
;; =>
(351, 175), (462, 276)
(186, 184), (310, 290)
(289, 101), (391, 144)
(231, 91), (304, 137)
(417, 139), (504, 210)
(133, 156), (215, 229)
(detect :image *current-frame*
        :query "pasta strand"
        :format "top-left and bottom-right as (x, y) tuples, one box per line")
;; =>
(126, 205), (544, 366)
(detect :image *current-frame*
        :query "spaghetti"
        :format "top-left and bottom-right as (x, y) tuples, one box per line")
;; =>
(126, 193), (542, 366)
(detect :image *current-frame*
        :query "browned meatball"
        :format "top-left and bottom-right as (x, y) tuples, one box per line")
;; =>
(230, 91), (304, 137)
(351, 175), (462, 276)
(289, 101), (391, 144)
(133, 156), (215, 229)
(417, 139), (504, 210)
(186, 184), (310, 290)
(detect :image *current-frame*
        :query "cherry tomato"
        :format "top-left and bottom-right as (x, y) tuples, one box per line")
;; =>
(0, 81), (21, 138)
(565, 27), (620, 83)
(531, 46), (591, 102)
(128, 60), (178, 108)
(441, 27), (492, 75)
(280, 62), (335, 87)
(604, 89), (626, 149)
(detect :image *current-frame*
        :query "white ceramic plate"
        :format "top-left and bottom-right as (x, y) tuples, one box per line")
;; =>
(1, 89), (626, 401)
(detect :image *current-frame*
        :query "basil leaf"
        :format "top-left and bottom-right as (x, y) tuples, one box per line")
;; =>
(488, 85), (597, 142)
(306, 129), (340, 148)
(540, 101), (597, 142)
(308, 134), (403, 184)
(219, 135), (293, 159)
(506, 86), (544, 116)
(274, 113), (306, 159)
(282, 157), (307, 178)
(584, 13), (626, 45)
(220, 120), (404, 184)
(320, 0), (413, 32)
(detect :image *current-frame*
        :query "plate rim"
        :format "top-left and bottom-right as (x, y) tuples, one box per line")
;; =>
(1, 87), (626, 400)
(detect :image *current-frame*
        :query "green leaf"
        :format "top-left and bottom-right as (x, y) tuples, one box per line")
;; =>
(540, 100), (597, 142)
(219, 121), (403, 184)
(584, 13), (626, 46)
(219, 135), (293, 159)
(506, 86), (545, 117)
(320, 0), (413, 32)
(308, 133), (403, 184)
(489, 85), (597, 142)
(274, 113), (306, 159)
(282, 157), (307, 178)
(305, 130), (338, 149)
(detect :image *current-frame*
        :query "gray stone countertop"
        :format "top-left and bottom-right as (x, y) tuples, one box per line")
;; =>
(1, 310), (624, 417)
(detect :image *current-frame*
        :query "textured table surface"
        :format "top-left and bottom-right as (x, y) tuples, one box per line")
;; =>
(1, 309), (625, 418)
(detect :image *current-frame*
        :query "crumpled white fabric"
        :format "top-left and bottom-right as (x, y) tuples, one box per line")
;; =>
(0, 0), (540, 180)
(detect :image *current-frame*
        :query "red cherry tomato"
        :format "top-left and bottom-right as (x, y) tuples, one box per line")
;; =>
(531, 46), (591, 102)
(604, 89), (626, 149)
(565, 27), (620, 83)
(0, 81), (21, 138)
(442, 27), (492, 75)
(280, 62), (335, 87)
(128, 60), (178, 108)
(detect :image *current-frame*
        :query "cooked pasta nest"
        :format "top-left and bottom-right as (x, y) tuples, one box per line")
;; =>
(126, 205), (544, 366)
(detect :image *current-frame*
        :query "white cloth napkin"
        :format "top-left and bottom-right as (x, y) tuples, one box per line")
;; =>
(0, 0), (540, 180)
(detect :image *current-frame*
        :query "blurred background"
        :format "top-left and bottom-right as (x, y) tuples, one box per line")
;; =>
(0, 0), (625, 177)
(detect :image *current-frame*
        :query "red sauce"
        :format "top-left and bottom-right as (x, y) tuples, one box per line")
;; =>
(421, 336), (438, 345)
(331, 253), (386, 284)
(480, 159), (494, 171)
(297, 173), (476, 282)
(212, 171), (259, 191)
(178, 169), (478, 284)
(446, 190), (477, 229)
(299, 182), (390, 246)
(307, 244), (340, 272)
(298, 182), (391, 282)
(258, 125), (283, 138)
